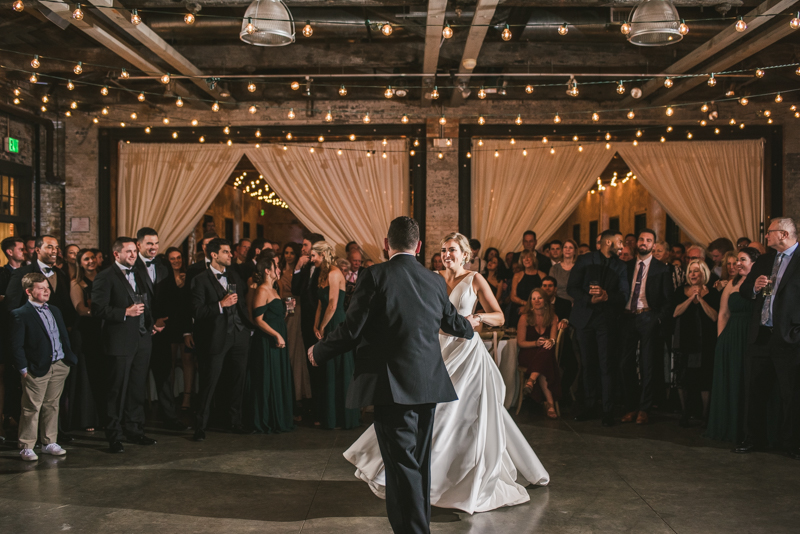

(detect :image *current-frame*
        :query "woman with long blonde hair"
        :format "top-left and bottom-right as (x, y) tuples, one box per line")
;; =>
(311, 241), (359, 429)
(517, 287), (561, 418)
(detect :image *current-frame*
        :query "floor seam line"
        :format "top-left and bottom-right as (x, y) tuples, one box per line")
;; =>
(299, 433), (338, 533)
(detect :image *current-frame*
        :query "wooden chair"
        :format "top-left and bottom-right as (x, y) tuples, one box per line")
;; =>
(515, 329), (565, 417)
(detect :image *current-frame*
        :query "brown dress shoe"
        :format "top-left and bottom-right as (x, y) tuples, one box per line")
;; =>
(621, 411), (637, 423)
(636, 411), (649, 425)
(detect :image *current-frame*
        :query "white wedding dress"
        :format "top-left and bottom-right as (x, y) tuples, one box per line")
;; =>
(343, 271), (550, 514)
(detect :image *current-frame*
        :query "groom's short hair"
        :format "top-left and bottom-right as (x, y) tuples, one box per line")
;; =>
(387, 216), (419, 252)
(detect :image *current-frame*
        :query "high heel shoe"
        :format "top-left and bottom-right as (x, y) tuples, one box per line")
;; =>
(543, 402), (558, 419)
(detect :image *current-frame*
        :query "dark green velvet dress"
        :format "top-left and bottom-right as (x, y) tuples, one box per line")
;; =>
(246, 298), (295, 433)
(317, 287), (360, 430)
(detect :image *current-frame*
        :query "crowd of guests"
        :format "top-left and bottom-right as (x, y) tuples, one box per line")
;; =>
(429, 221), (800, 459)
(1, 216), (798, 461)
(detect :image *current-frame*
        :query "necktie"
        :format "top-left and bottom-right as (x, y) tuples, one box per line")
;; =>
(216, 272), (227, 280)
(761, 253), (784, 326)
(630, 261), (645, 310)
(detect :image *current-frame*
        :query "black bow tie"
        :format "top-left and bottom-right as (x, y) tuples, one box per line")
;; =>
(216, 272), (227, 280)
(42, 267), (53, 274)
(144, 260), (155, 267)
(125, 268), (135, 276)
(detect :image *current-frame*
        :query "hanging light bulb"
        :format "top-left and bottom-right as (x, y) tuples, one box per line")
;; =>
(285, 132), (292, 140)
(567, 79), (579, 97)
(660, 137), (666, 143)
(664, 77), (673, 88)
(442, 23), (453, 39)
(679, 19), (689, 35)
(12, 0), (23, 12)
(775, 93), (783, 103)
(135, 93), (145, 103)
(302, 22), (313, 37)
(494, 150), (499, 158)
(478, 116), (485, 125)
(687, 132), (693, 139)
(381, 23), (393, 36)
(578, 145), (584, 152)
(70, 101), (77, 109)
(29, 73), (38, 83)
(248, 105), (257, 114)
(100, 86), (108, 96)
(522, 149), (528, 156)
(553, 113), (561, 124)
(735, 17), (747, 32)
(627, 110), (635, 119)
(558, 23), (568, 36)
(633, 139), (639, 146)
(74, 62), (83, 75)
(227, 139), (233, 146)
(740, 97), (749, 106)
(478, 87), (486, 99)
(592, 112), (600, 122)
(621, 21), (631, 35)
(287, 108), (296, 119)
(606, 142), (611, 149)
(466, 151), (471, 158)
(740, 122), (745, 129)
(755, 69), (765, 78)
(768, 117), (774, 124)
(162, 117), (169, 124)
(700, 120), (707, 126)
(605, 132), (611, 141)
(67, 80), (74, 91)
(92, 117), (98, 124)
(245, 18), (256, 35)
(525, 85), (534, 94)
(184, 12), (195, 25)
(30, 55), (40, 69)
(550, 146), (555, 154)
(510, 138), (516, 145)
(729, 117), (737, 125)
(130, 8), (141, 25)
(318, 135), (325, 143)
(310, 147), (315, 153)
(514, 114), (522, 126)
(616, 81), (625, 95)
(439, 115), (446, 125)
(160, 73), (171, 84)
(144, 126), (151, 133)
(636, 130), (643, 137)
(172, 131), (179, 139)
(39, 95), (48, 105)
(707, 74), (716, 87)
(477, 139), (484, 146)
(764, 110), (771, 117)
(792, 12), (800, 29)
(385, 86), (393, 99)
(363, 112), (370, 123)
(400, 114), (409, 124)
(255, 129), (261, 137)
(73, 3), (83, 20)
(339, 84), (347, 96)
(350, 134), (356, 141)
(101, 106), (109, 115)
(40, 105), (46, 113)
(211, 101), (220, 112)
(501, 24), (512, 41)
(666, 106), (674, 116)
(701, 102), (709, 113)
(247, 81), (256, 92)
(666, 126), (673, 132)
(431, 86), (439, 99)
(326, 110), (334, 122)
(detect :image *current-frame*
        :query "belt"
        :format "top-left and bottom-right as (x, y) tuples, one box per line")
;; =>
(624, 307), (652, 315)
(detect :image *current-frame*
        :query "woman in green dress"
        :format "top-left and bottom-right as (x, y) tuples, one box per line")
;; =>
(245, 250), (295, 433)
(705, 247), (760, 442)
(311, 241), (360, 430)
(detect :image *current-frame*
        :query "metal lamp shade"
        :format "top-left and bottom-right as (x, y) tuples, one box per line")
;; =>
(628, 0), (683, 47)
(240, 0), (295, 46)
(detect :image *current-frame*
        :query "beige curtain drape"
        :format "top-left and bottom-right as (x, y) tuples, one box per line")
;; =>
(244, 140), (409, 262)
(117, 143), (244, 247)
(617, 140), (762, 244)
(472, 141), (615, 254)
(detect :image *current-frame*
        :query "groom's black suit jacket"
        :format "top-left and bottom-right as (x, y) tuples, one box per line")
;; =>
(313, 253), (474, 408)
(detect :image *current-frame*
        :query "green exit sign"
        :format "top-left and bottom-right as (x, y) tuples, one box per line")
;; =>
(5, 137), (19, 154)
(260, 209), (265, 216)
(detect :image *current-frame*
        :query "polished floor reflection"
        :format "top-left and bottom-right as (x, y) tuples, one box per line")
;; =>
(1, 407), (799, 533)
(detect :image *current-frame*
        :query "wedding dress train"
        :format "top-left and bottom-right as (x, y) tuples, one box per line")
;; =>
(343, 271), (550, 514)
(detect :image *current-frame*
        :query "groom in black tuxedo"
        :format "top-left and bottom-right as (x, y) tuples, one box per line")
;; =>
(310, 217), (477, 534)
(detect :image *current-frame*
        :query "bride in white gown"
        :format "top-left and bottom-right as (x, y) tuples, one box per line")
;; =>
(344, 233), (550, 514)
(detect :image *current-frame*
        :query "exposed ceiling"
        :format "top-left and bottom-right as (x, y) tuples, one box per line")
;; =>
(2, 0), (799, 117)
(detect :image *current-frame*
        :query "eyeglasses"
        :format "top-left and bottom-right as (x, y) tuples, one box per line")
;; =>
(766, 229), (785, 235)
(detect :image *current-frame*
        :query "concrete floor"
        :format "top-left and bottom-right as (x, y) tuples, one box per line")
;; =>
(1, 407), (799, 534)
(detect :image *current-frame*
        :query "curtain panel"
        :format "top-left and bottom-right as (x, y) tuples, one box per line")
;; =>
(244, 140), (409, 262)
(117, 143), (245, 247)
(616, 140), (763, 245)
(471, 141), (615, 254)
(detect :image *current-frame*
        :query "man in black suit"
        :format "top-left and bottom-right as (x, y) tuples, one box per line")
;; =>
(92, 237), (160, 453)
(735, 218), (800, 459)
(310, 217), (477, 534)
(185, 231), (219, 287)
(512, 230), (552, 275)
(236, 236), (270, 282)
(619, 229), (673, 425)
(134, 227), (188, 431)
(568, 229), (630, 426)
(292, 233), (325, 350)
(191, 238), (253, 441)
(6, 235), (78, 328)
(0, 236), (26, 443)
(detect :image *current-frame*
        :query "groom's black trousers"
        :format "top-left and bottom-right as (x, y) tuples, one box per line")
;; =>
(373, 403), (436, 534)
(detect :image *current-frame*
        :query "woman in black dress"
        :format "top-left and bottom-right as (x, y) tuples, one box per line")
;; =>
(161, 247), (194, 411)
(478, 256), (504, 312)
(67, 249), (101, 431)
(507, 250), (547, 328)
(673, 259), (720, 427)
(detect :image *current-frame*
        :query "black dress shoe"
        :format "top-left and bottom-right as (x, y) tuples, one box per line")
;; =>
(58, 432), (75, 443)
(164, 419), (190, 431)
(127, 435), (157, 446)
(193, 429), (206, 442)
(109, 441), (125, 453)
(733, 441), (760, 454)
(230, 424), (246, 434)
(601, 413), (615, 427)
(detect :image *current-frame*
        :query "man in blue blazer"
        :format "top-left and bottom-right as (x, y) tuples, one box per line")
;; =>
(10, 273), (77, 461)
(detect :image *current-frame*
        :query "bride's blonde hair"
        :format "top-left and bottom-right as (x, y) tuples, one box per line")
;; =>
(312, 241), (337, 286)
(439, 232), (471, 265)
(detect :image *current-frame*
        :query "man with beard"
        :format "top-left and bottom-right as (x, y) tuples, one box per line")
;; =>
(619, 229), (672, 425)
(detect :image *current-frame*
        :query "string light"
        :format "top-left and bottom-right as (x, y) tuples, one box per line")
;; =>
(73, 3), (83, 20)
(542, 136), (548, 144)
(160, 73), (171, 84)
(664, 77), (673, 88)
(290, 81), (300, 90)
(578, 145), (584, 152)
(707, 74), (716, 87)
(592, 112), (600, 122)
(247, 81), (256, 92)
(621, 21), (631, 35)
(567, 79), (579, 97)
(605, 132), (612, 141)
(137, 92), (145, 102)
(478, 116), (486, 125)
(362, 112), (371, 123)
(633, 139), (639, 146)
(494, 150), (499, 158)
(172, 131), (178, 139)
(285, 132), (292, 140)
(255, 129), (261, 137)
(792, 12), (800, 29)
(191, 119), (198, 126)
(338, 149), (343, 155)
(318, 136), (325, 142)
(40, 95), (48, 104)
(184, 12), (195, 24)
(302, 22), (313, 37)
(442, 23), (453, 39)
(99, 85), (108, 96)
(735, 17), (747, 32)
(381, 23), (393, 36)
(501, 24), (512, 41)
(29, 73), (38, 83)
(558, 23), (568, 36)
(339, 84), (347, 96)
(131, 8), (141, 25)
(515, 114), (523, 125)
(636, 130), (643, 137)
(245, 18), (256, 34)
(796, 66), (800, 76)
(739, 122), (745, 129)
(478, 87), (486, 99)
(12, 0), (23, 11)
(326, 110), (334, 122)
(101, 107), (109, 115)
(227, 139), (233, 146)
(65, 111), (72, 117)
(616, 81), (625, 94)
(666, 106), (674, 116)
(510, 138), (516, 145)
(477, 139), (483, 146)
(714, 128), (720, 134)
(729, 118), (736, 125)
(144, 126), (151, 133)
(283, 145), (288, 150)
(627, 110), (635, 119)
(400, 114), (409, 124)
(775, 93), (783, 103)
(700, 120), (707, 126)
(687, 132), (693, 139)
(70, 101), (77, 109)
(40, 105), (46, 113)
(385, 86), (393, 99)
(248, 105), (257, 114)
(666, 126), (673, 132)
(92, 117), (98, 124)
(679, 19), (689, 35)
(67, 81), (74, 90)
(701, 102), (709, 112)
(606, 142), (611, 149)
(310, 147), (315, 153)
(350, 134), (356, 141)
(550, 146), (555, 154)
(522, 149), (528, 156)
(431, 86), (439, 99)
(755, 69), (765, 78)
(439, 115), (446, 125)
(554, 113), (561, 124)
(525, 85), (534, 94)
(660, 137), (666, 143)
(739, 97), (749, 106)
(162, 117), (170, 124)
(30, 55), (39, 68)
(572, 135), (578, 142)
(211, 101), (220, 112)
(466, 152), (471, 158)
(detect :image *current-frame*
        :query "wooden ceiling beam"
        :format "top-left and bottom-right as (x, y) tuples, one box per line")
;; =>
(450, 0), (500, 107)
(420, 0), (448, 106)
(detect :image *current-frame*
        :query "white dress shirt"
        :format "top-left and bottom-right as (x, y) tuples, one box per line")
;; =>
(116, 261), (138, 293)
(210, 265), (228, 314)
(38, 259), (55, 278)
(139, 253), (157, 283)
(627, 255), (653, 311)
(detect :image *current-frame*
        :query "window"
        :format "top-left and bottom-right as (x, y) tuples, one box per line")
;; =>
(257, 224), (264, 238)
(243, 222), (251, 239)
(666, 214), (681, 247)
(609, 216), (620, 233)
(573, 224), (581, 243)
(0, 164), (32, 246)
(225, 218), (234, 240)
(589, 220), (599, 246)
(634, 213), (647, 236)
